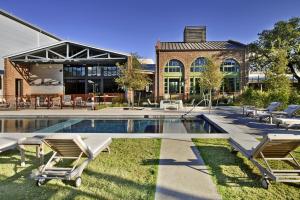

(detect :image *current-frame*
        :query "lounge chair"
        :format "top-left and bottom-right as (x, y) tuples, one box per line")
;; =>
(229, 134), (300, 189)
(275, 117), (300, 129)
(244, 102), (281, 117)
(147, 99), (159, 107)
(257, 104), (300, 124)
(31, 134), (112, 187)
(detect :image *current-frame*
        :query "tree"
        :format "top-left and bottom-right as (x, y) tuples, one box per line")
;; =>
(264, 49), (291, 104)
(198, 58), (223, 111)
(249, 17), (300, 86)
(115, 54), (151, 108)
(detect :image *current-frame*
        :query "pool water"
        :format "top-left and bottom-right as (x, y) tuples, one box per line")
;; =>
(0, 117), (224, 134)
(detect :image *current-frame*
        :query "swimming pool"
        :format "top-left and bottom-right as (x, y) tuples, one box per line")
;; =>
(0, 116), (225, 134)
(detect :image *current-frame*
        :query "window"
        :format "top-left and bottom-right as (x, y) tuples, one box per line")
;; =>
(220, 59), (240, 72)
(103, 66), (119, 77)
(64, 65), (86, 77)
(164, 59), (184, 73)
(191, 57), (207, 72)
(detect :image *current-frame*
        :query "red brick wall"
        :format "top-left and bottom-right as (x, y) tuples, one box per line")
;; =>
(4, 58), (30, 100)
(156, 50), (247, 97)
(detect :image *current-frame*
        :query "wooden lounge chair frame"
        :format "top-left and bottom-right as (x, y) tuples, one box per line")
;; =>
(32, 135), (111, 187)
(229, 134), (300, 189)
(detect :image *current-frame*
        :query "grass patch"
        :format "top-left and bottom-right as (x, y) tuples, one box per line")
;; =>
(192, 139), (300, 200)
(0, 139), (161, 200)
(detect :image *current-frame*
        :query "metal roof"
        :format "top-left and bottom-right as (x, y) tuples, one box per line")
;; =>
(0, 9), (61, 41)
(4, 40), (130, 58)
(157, 40), (246, 51)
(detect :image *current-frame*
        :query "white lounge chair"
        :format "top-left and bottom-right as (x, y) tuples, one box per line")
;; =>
(244, 102), (281, 117)
(31, 134), (112, 187)
(275, 117), (300, 129)
(229, 134), (300, 189)
(147, 99), (159, 107)
(257, 104), (300, 124)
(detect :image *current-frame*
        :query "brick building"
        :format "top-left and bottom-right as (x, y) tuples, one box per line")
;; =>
(155, 26), (248, 99)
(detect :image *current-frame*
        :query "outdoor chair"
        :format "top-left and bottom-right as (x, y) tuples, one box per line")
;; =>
(18, 97), (31, 109)
(74, 97), (86, 108)
(257, 104), (300, 124)
(229, 134), (300, 189)
(86, 97), (95, 110)
(62, 95), (73, 108)
(31, 134), (112, 187)
(244, 102), (281, 117)
(147, 99), (159, 107)
(51, 97), (61, 108)
(36, 96), (50, 108)
(0, 97), (10, 109)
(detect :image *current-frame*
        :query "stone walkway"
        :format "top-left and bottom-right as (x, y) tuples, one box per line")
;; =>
(155, 138), (221, 200)
(154, 118), (221, 200)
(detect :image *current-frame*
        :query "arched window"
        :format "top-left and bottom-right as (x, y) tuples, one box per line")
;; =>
(220, 59), (240, 72)
(164, 59), (184, 73)
(191, 57), (207, 72)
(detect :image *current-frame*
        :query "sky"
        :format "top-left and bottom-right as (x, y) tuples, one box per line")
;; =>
(0, 0), (300, 60)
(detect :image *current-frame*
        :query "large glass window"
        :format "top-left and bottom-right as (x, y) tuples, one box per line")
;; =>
(220, 59), (240, 72)
(103, 78), (122, 93)
(64, 79), (85, 94)
(88, 66), (102, 77)
(103, 66), (119, 77)
(64, 66), (85, 77)
(190, 78), (201, 94)
(191, 57), (207, 72)
(88, 79), (101, 93)
(164, 59), (184, 73)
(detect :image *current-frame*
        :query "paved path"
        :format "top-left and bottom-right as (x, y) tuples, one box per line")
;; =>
(155, 138), (221, 200)
(155, 119), (221, 200)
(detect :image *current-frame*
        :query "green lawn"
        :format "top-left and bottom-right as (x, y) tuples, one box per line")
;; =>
(0, 139), (161, 200)
(193, 139), (300, 200)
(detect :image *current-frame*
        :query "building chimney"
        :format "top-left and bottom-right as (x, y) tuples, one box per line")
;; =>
(184, 26), (206, 43)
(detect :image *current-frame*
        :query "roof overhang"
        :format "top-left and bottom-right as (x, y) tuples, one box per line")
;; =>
(4, 41), (130, 64)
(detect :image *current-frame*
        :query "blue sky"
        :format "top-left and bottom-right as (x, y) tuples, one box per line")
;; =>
(0, 0), (300, 60)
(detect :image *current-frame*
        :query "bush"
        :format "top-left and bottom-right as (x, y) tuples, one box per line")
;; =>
(289, 90), (300, 104)
(240, 87), (270, 107)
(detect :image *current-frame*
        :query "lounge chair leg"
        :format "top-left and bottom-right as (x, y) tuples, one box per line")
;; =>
(18, 145), (26, 167)
(106, 147), (111, 154)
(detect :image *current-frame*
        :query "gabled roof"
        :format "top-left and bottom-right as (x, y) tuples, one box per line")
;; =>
(156, 40), (246, 51)
(0, 9), (61, 41)
(5, 41), (130, 64)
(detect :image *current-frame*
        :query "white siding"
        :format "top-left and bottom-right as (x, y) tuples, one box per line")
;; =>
(0, 14), (59, 70)
(0, 13), (60, 95)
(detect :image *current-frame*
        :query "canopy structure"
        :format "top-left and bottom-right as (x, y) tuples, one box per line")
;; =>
(5, 41), (129, 64)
